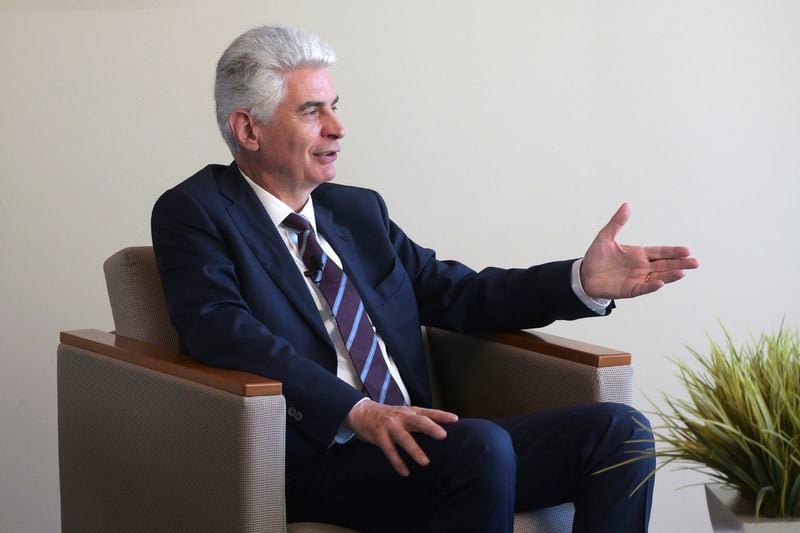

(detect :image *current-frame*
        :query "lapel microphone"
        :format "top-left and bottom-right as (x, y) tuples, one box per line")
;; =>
(304, 255), (325, 282)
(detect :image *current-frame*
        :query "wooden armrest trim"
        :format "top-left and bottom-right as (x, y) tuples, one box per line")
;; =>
(60, 329), (282, 397)
(479, 330), (631, 368)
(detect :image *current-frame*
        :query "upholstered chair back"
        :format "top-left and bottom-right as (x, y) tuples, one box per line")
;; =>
(104, 247), (179, 351)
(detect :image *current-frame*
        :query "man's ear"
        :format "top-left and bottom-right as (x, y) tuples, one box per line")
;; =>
(228, 109), (260, 152)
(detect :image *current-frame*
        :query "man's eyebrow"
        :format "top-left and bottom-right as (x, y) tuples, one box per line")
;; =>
(297, 96), (339, 112)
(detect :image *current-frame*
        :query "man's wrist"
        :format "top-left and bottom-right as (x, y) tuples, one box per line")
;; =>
(334, 397), (370, 446)
(571, 259), (611, 314)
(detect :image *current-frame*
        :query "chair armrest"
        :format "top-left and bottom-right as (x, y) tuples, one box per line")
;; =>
(477, 330), (631, 368)
(60, 329), (281, 396)
(427, 328), (633, 419)
(58, 330), (287, 533)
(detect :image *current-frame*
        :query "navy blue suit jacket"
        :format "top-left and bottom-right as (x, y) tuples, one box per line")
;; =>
(151, 162), (605, 473)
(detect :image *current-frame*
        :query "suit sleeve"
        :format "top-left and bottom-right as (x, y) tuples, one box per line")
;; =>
(371, 192), (609, 332)
(151, 188), (364, 450)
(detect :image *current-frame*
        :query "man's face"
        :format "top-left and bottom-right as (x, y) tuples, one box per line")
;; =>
(252, 67), (344, 190)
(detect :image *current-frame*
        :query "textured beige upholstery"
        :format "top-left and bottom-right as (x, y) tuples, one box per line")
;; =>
(57, 246), (634, 533)
(103, 246), (179, 351)
(427, 328), (633, 417)
(58, 344), (286, 532)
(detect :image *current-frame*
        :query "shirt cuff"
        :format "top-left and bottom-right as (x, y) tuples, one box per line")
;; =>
(571, 259), (611, 315)
(333, 397), (370, 446)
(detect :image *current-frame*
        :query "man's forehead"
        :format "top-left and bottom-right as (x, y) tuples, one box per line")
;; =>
(284, 67), (338, 101)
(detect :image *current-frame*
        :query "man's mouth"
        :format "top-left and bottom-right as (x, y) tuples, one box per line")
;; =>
(313, 150), (339, 164)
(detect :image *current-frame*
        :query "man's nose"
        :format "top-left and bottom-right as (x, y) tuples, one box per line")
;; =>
(323, 112), (345, 140)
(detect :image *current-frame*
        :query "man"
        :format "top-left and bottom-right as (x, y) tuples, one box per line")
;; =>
(152, 26), (698, 532)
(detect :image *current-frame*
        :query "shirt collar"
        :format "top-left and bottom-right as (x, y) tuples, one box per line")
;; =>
(239, 169), (318, 231)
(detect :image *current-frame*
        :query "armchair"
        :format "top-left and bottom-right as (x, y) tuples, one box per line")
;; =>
(57, 247), (633, 533)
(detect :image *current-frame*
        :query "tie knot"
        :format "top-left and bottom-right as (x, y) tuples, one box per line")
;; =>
(283, 212), (313, 234)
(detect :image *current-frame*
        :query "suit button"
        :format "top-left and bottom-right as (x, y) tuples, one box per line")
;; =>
(295, 411), (303, 421)
(287, 407), (297, 417)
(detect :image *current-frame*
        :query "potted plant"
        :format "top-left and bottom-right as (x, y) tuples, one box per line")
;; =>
(603, 325), (800, 531)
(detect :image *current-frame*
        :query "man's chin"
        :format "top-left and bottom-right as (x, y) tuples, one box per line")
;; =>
(315, 168), (337, 184)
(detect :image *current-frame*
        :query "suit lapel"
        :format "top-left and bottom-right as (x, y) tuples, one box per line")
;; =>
(315, 201), (392, 352)
(218, 165), (331, 346)
(314, 202), (375, 312)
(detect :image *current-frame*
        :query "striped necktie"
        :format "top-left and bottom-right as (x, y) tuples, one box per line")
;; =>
(283, 213), (405, 406)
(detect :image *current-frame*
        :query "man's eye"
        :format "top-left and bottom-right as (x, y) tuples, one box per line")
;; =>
(331, 105), (338, 112)
(304, 109), (318, 116)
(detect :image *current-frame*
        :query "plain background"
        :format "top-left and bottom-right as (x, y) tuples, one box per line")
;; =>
(1, 1), (798, 531)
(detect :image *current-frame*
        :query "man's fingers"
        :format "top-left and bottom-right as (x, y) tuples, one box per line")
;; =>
(406, 413), (449, 440)
(375, 432), (410, 477)
(383, 409), (455, 474)
(634, 270), (686, 297)
(644, 246), (696, 261)
(632, 280), (666, 298)
(644, 270), (686, 285)
(599, 202), (631, 240)
(414, 407), (459, 424)
(392, 426), (432, 468)
(351, 403), (459, 476)
(647, 257), (700, 273)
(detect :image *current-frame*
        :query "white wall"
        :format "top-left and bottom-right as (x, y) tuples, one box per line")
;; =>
(2, 1), (798, 531)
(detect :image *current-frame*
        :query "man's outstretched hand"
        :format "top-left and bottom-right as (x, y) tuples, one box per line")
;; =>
(345, 400), (459, 477)
(581, 203), (700, 300)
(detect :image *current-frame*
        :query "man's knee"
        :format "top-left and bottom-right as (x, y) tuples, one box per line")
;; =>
(591, 402), (653, 449)
(410, 419), (516, 531)
(451, 418), (515, 458)
(440, 418), (516, 485)
(585, 403), (655, 483)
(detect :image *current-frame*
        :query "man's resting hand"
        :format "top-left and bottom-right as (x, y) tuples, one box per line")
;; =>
(344, 400), (459, 477)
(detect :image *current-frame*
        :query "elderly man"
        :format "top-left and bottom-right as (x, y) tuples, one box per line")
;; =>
(152, 26), (698, 532)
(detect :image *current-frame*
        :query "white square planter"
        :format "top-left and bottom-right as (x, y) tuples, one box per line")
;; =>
(705, 484), (800, 532)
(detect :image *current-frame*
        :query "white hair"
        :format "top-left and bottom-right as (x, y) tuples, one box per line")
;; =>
(214, 26), (336, 155)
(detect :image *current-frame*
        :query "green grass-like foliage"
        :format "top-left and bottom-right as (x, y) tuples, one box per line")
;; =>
(648, 326), (800, 518)
(597, 326), (800, 517)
